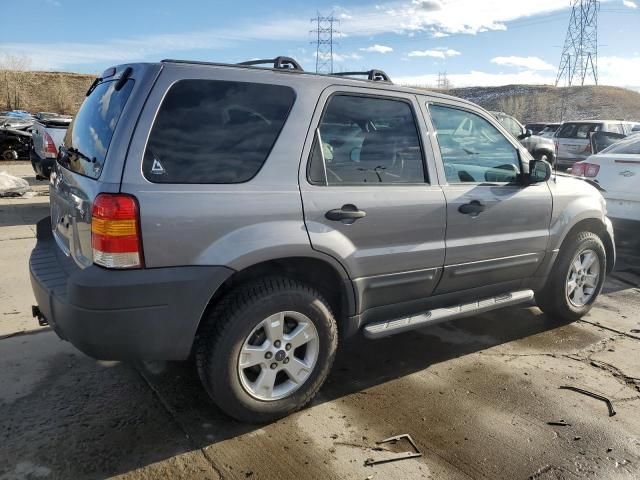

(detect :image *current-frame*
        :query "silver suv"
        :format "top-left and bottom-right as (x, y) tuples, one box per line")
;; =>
(30, 57), (615, 423)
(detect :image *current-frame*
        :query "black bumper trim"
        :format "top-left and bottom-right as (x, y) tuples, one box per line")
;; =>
(30, 217), (234, 361)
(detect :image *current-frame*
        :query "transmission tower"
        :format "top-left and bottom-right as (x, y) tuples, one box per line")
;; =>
(311, 12), (339, 74)
(555, 0), (599, 86)
(437, 71), (451, 89)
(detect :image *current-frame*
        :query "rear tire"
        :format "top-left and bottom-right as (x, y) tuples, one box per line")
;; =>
(195, 277), (338, 423)
(536, 232), (606, 322)
(2, 149), (18, 160)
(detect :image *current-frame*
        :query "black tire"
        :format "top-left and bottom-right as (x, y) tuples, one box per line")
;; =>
(195, 277), (338, 423)
(536, 232), (606, 322)
(2, 149), (18, 160)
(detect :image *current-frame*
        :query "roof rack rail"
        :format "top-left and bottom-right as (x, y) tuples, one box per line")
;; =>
(237, 56), (303, 71)
(333, 69), (392, 83)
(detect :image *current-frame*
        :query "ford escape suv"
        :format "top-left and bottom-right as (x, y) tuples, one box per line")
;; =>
(30, 57), (615, 423)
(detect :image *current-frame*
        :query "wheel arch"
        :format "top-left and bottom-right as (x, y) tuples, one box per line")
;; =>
(196, 255), (357, 339)
(557, 218), (615, 274)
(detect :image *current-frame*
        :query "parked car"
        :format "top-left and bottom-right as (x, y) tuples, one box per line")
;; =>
(524, 123), (548, 135)
(538, 123), (561, 138)
(492, 112), (556, 164)
(30, 114), (72, 179)
(573, 135), (640, 234)
(554, 120), (638, 170)
(30, 58), (615, 423)
(0, 126), (32, 160)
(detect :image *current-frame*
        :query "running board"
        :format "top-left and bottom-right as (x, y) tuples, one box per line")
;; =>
(363, 290), (534, 339)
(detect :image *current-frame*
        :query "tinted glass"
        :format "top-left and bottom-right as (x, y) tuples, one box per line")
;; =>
(60, 79), (134, 179)
(430, 104), (520, 183)
(557, 123), (598, 139)
(144, 80), (295, 184)
(500, 116), (523, 138)
(601, 136), (640, 155)
(308, 95), (425, 185)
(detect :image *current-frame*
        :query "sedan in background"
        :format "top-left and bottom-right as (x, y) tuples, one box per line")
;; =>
(572, 135), (640, 235)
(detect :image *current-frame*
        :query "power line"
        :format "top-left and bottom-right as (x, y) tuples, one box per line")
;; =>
(310, 12), (340, 74)
(556, 0), (600, 87)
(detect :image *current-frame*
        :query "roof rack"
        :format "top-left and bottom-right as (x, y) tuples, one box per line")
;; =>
(237, 56), (304, 71)
(333, 69), (392, 83)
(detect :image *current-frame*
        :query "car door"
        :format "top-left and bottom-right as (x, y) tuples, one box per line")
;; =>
(299, 88), (446, 317)
(422, 101), (553, 295)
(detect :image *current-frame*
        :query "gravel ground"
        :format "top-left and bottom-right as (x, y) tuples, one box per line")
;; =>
(1, 161), (638, 480)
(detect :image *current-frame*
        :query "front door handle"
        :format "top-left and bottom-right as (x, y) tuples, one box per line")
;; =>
(325, 204), (367, 223)
(458, 200), (486, 216)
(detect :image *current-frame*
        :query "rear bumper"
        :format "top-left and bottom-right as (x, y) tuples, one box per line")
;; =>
(29, 217), (234, 361)
(30, 150), (54, 178)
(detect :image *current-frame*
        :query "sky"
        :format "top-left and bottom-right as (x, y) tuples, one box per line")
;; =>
(1, 0), (639, 89)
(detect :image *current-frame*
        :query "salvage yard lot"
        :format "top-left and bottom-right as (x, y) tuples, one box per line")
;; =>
(1, 162), (639, 480)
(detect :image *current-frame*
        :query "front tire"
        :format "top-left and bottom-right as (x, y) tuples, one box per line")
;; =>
(195, 277), (338, 423)
(536, 232), (606, 322)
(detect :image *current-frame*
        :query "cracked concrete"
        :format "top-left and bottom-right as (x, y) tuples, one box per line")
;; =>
(1, 161), (639, 479)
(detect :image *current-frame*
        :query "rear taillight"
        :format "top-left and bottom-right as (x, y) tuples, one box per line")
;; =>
(91, 194), (144, 269)
(571, 162), (600, 178)
(44, 132), (57, 158)
(581, 143), (593, 155)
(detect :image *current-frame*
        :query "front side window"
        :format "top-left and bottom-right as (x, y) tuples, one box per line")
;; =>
(429, 104), (520, 184)
(308, 95), (426, 185)
(143, 80), (295, 184)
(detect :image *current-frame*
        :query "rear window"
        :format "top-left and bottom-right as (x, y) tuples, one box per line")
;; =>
(557, 123), (598, 139)
(60, 79), (134, 179)
(143, 79), (295, 184)
(600, 137), (640, 155)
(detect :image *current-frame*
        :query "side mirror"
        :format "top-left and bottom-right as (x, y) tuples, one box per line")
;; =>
(518, 128), (533, 140)
(528, 159), (552, 184)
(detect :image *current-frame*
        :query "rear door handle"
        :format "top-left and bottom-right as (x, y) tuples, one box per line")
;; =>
(325, 204), (367, 223)
(458, 200), (486, 216)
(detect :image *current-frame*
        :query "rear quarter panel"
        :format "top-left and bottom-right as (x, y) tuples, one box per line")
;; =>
(120, 65), (329, 270)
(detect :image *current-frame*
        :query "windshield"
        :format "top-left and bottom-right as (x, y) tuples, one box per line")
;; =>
(59, 79), (134, 179)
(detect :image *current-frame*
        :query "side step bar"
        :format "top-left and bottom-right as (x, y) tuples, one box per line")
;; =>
(363, 290), (534, 339)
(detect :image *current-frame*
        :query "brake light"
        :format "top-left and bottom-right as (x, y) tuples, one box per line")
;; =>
(581, 143), (593, 154)
(91, 194), (144, 269)
(44, 132), (57, 158)
(571, 162), (600, 178)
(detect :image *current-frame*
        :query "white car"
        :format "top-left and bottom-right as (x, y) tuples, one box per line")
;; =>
(573, 136), (640, 230)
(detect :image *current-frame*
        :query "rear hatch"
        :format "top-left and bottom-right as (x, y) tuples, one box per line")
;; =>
(50, 65), (155, 268)
(556, 122), (599, 162)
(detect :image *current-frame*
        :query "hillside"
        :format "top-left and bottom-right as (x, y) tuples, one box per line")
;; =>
(4, 70), (640, 124)
(445, 85), (640, 124)
(1, 71), (94, 114)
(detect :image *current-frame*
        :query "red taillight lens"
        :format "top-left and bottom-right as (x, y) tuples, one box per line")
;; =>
(571, 162), (600, 178)
(44, 132), (57, 157)
(581, 143), (593, 155)
(91, 194), (143, 269)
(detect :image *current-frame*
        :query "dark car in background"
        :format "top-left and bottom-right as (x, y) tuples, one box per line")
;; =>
(524, 123), (548, 135)
(0, 126), (32, 160)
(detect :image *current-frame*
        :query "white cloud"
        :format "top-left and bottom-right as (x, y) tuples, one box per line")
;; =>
(432, 31), (450, 38)
(317, 52), (363, 62)
(491, 56), (555, 71)
(623, 0), (637, 8)
(408, 47), (461, 58)
(336, 0), (571, 37)
(360, 44), (394, 54)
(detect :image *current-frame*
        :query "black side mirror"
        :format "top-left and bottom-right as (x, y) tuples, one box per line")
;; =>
(527, 159), (552, 184)
(518, 128), (533, 140)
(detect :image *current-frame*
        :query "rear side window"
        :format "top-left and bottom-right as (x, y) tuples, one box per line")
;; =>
(143, 80), (295, 184)
(557, 123), (598, 139)
(60, 79), (134, 179)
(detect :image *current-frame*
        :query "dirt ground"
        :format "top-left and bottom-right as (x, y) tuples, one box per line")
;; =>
(1, 162), (639, 480)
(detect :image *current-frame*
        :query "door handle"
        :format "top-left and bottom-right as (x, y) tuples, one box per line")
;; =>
(325, 204), (367, 223)
(458, 200), (486, 216)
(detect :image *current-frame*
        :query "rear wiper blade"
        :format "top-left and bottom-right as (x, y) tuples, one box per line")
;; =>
(86, 77), (102, 97)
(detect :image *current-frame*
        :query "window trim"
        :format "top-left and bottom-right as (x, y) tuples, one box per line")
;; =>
(141, 78), (297, 185)
(425, 101), (525, 186)
(306, 91), (431, 187)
